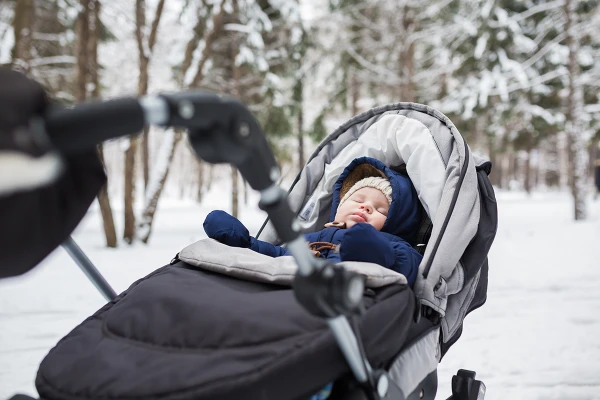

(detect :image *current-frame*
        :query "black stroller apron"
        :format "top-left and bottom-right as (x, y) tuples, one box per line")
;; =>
(36, 262), (415, 400)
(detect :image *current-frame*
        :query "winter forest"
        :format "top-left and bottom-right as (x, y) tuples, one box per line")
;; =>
(1, 0), (599, 248)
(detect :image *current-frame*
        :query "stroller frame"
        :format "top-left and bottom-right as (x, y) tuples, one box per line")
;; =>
(32, 92), (487, 400)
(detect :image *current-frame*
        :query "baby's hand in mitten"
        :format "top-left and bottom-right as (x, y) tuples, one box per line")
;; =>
(203, 210), (251, 247)
(339, 223), (395, 268)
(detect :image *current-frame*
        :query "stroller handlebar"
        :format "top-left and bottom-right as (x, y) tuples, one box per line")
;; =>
(45, 97), (147, 154)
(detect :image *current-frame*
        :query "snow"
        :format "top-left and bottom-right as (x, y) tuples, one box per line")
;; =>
(1, 190), (599, 399)
(474, 33), (488, 60)
(0, 27), (13, 64)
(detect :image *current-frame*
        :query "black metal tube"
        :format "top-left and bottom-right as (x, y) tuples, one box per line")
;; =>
(61, 237), (117, 302)
(45, 98), (146, 155)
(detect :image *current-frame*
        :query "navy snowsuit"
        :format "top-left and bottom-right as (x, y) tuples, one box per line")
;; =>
(204, 157), (423, 286)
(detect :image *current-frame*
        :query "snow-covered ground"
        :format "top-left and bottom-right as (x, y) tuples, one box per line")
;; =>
(1, 190), (599, 400)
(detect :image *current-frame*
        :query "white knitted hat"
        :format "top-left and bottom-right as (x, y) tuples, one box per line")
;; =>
(338, 176), (392, 207)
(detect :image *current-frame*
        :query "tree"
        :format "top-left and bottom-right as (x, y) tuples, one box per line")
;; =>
(74, 0), (117, 247)
(564, 0), (589, 219)
(137, 0), (226, 242)
(10, 0), (33, 71)
(90, 0), (117, 247)
(123, 0), (165, 244)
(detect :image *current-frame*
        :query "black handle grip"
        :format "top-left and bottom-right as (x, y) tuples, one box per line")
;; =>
(44, 97), (145, 154)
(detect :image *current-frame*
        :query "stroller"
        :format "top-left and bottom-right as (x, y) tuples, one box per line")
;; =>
(20, 94), (497, 400)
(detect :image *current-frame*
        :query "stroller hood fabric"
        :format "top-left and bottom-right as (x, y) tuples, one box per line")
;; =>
(329, 156), (422, 243)
(258, 102), (497, 347)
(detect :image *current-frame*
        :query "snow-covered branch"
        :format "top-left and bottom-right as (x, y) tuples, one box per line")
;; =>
(29, 56), (76, 67)
(344, 43), (403, 85)
(513, 0), (565, 22)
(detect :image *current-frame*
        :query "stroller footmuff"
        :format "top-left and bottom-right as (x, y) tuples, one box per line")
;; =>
(35, 102), (497, 400)
(36, 256), (415, 400)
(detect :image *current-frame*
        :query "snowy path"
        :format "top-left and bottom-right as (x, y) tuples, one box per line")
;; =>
(1, 191), (599, 399)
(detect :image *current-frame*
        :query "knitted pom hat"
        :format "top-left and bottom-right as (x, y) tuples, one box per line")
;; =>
(338, 176), (392, 207)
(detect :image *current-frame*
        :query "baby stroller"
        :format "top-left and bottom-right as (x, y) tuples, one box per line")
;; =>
(20, 93), (497, 400)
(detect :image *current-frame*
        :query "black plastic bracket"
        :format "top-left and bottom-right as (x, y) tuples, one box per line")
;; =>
(293, 262), (365, 318)
(448, 369), (486, 400)
(159, 92), (278, 192)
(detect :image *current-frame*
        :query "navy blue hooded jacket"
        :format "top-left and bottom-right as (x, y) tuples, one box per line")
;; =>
(203, 157), (423, 286)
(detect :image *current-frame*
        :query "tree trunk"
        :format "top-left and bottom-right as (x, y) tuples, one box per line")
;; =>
(297, 99), (305, 173)
(400, 4), (415, 102)
(564, 0), (588, 220)
(524, 144), (532, 195)
(125, 0), (166, 243)
(89, 0), (117, 247)
(138, 130), (182, 243)
(401, 41), (415, 102)
(141, 126), (150, 190)
(136, 0), (149, 191)
(230, 21), (241, 217)
(206, 165), (214, 191)
(500, 153), (509, 189)
(544, 135), (560, 188)
(135, 4), (222, 244)
(74, 0), (90, 104)
(10, 0), (34, 70)
(231, 165), (239, 218)
(97, 145), (117, 247)
(87, 0), (99, 99)
(196, 160), (204, 202)
(123, 137), (138, 244)
(488, 136), (501, 187)
(351, 71), (359, 115)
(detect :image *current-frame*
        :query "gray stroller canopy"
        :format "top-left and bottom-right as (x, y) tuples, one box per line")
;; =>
(259, 102), (495, 345)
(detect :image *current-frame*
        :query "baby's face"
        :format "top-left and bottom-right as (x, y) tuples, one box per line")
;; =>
(334, 187), (389, 231)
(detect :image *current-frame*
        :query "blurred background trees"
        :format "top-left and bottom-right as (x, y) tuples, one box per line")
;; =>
(1, 0), (599, 245)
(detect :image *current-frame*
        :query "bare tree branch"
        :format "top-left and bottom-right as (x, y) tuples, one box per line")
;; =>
(190, 5), (226, 88)
(148, 0), (166, 52)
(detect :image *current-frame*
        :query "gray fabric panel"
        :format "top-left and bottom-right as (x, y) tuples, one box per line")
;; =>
(442, 268), (481, 341)
(179, 238), (408, 287)
(388, 328), (440, 397)
(413, 141), (480, 315)
(396, 110), (452, 166)
(259, 103), (483, 328)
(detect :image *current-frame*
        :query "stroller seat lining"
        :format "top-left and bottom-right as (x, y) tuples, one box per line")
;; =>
(295, 113), (446, 237)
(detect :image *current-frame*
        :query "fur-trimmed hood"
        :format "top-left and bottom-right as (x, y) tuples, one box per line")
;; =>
(329, 157), (422, 242)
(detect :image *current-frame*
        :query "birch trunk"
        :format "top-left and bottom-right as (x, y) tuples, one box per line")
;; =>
(124, 0), (165, 243)
(136, 4), (224, 243)
(138, 130), (182, 243)
(564, 0), (588, 220)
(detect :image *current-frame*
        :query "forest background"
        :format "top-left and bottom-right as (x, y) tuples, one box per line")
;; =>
(1, 0), (599, 247)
